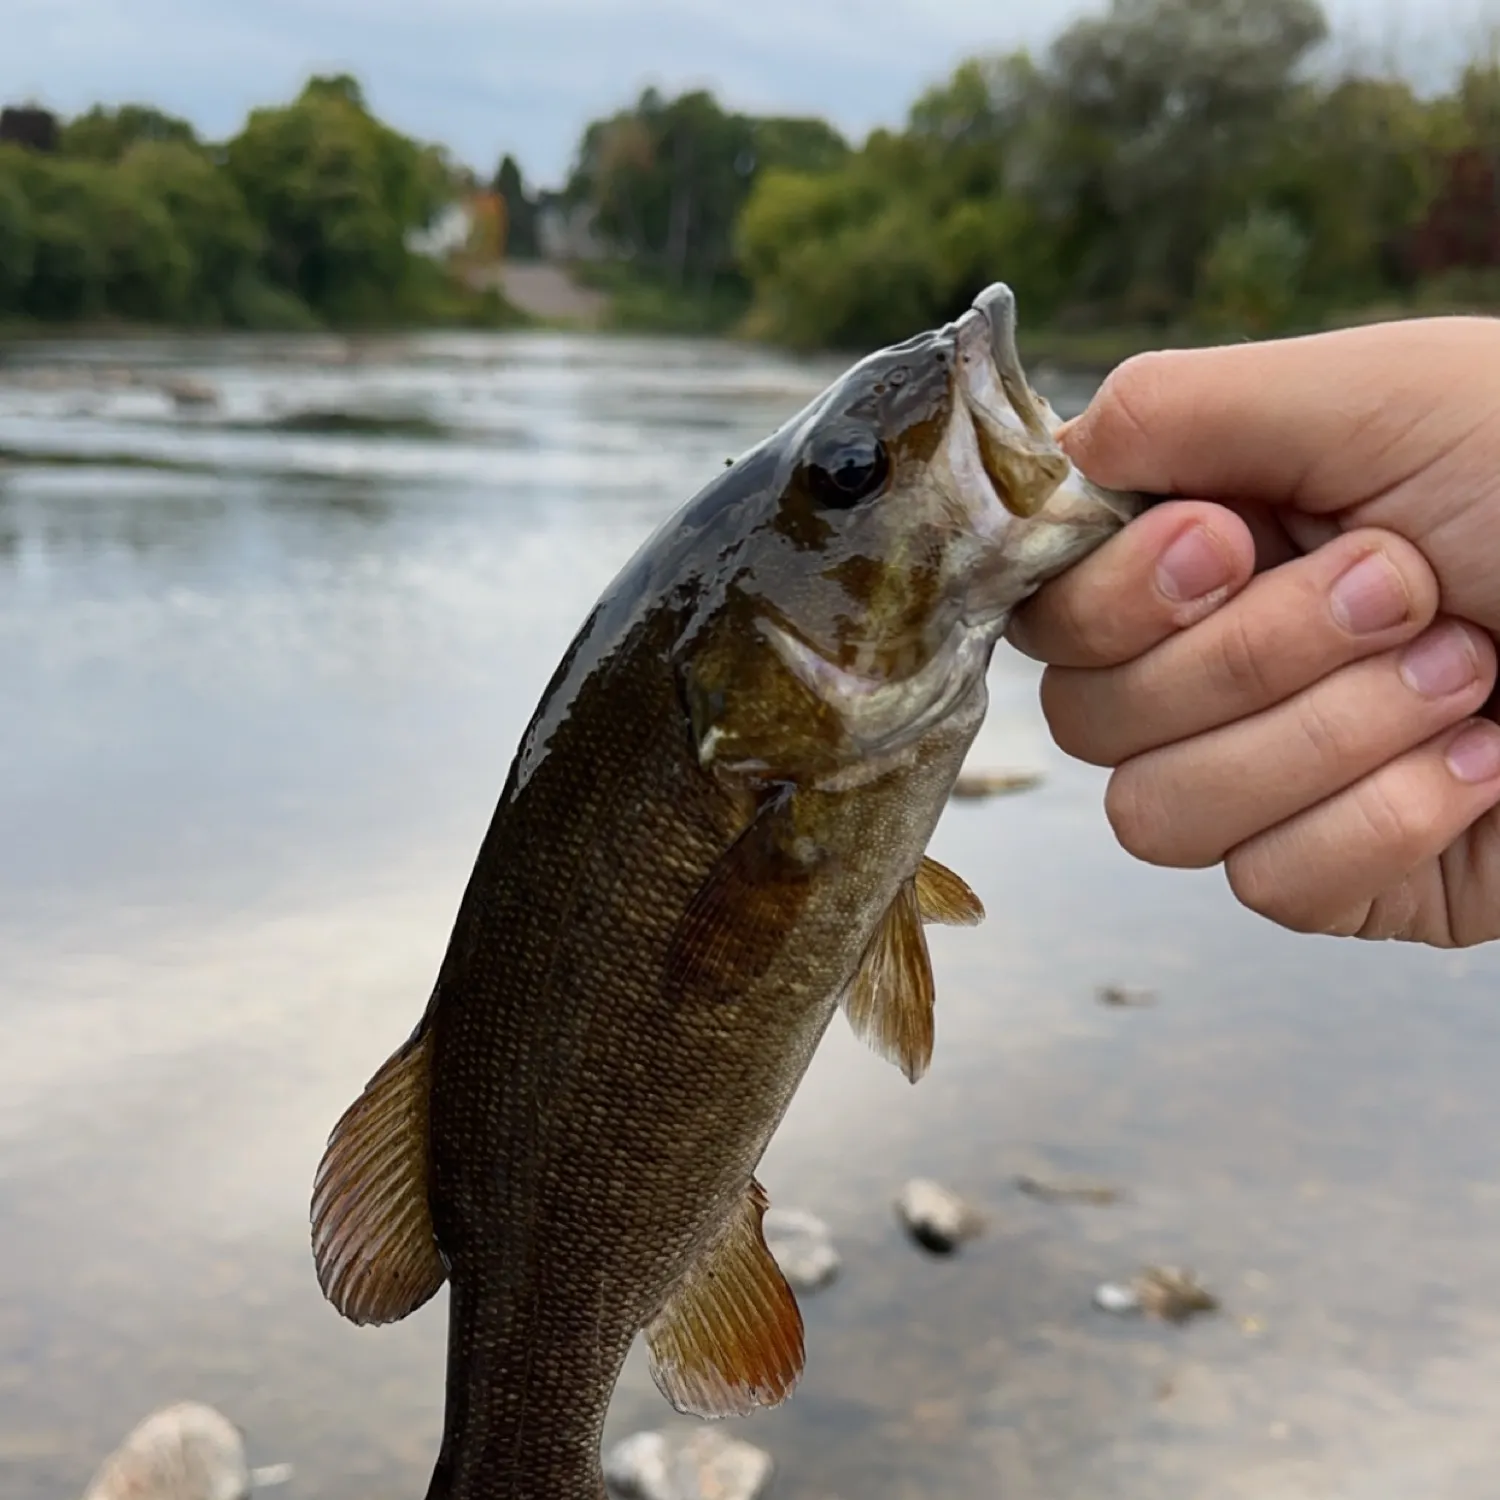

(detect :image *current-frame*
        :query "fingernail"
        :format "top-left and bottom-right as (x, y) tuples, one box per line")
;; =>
(1446, 722), (1500, 784)
(1400, 623), (1480, 699)
(1329, 553), (1410, 635)
(1156, 526), (1232, 604)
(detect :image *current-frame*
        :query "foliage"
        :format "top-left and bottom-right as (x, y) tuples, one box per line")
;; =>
(729, 0), (1500, 349)
(10, 0), (1500, 347)
(564, 87), (848, 300)
(493, 154), (539, 259)
(0, 75), (520, 331)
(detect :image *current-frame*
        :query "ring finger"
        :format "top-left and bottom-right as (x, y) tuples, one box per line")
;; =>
(1103, 619), (1498, 868)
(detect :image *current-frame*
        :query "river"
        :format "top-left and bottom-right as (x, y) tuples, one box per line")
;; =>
(3, 329), (1500, 1500)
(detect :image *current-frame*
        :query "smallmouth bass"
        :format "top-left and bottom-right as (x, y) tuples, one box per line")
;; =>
(310, 284), (1142, 1500)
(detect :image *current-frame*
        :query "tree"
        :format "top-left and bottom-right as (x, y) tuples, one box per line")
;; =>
(566, 88), (849, 292)
(493, 153), (539, 258)
(118, 141), (263, 321)
(1039, 0), (1330, 318)
(0, 150), (35, 307)
(225, 76), (453, 322)
(61, 104), (198, 162)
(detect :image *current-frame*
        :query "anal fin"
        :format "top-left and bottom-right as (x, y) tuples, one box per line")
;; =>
(310, 1023), (446, 1326)
(645, 1178), (805, 1419)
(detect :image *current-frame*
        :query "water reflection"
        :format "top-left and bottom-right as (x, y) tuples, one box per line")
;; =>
(3, 330), (1499, 1499)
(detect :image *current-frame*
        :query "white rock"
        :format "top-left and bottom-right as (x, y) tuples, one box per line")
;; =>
(1093, 1282), (1142, 1316)
(603, 1428), (773, 1500)
(894, 1178), (983, 1254)
(81, 1402), (282, 1500)
(763, 1207), (841, 1291)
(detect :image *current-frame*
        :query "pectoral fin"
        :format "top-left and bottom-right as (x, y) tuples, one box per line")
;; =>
(645, 1177), (806, 1419)
(663, 787), (827, 1006)
(915, 855), (984, 925)
(310, 1022), (446, 1326)
(842, 877), (937, 1083)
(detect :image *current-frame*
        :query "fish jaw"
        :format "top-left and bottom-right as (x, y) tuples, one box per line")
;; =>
(946, 284), (1145, 628)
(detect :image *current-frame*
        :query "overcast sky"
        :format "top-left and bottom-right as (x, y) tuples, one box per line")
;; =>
(6, 0), (1495, 189)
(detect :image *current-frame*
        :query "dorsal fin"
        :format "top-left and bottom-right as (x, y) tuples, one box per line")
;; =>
(310, 1024), (446, 1325)
(645, 1177), (805, 1418)
(915, 855), (984, 925)
(841, 877), (936, 1083)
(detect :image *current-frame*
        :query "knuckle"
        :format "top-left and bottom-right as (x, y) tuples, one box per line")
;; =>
(1224, 848), (1311, 931)
(1290, 687), (1359, 774)
(1104, 763), (1180, 864)
(1348, 770), (1429, 859)
(1037, 671), (1107, 765)
(1092, 352), (1176, 458)
(1210, 609), (1277, 706)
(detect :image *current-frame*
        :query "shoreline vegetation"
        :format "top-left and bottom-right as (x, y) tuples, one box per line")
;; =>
(4, 0), (1500, 372)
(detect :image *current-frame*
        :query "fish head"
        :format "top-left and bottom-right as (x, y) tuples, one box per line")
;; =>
(680, 282), (1144, 784)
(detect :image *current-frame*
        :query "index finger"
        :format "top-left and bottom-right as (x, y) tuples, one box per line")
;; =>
(1062, 318), (1499, 512)
(1008, 499), (1255, 669)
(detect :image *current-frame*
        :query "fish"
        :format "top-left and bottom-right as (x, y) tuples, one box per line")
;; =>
(309, 282), (1143, 1500)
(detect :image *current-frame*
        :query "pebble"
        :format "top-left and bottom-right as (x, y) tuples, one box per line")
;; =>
(1093, 1267), (1220, 1324)
(894, 1178), (983, 1254)
(604, 1429), (773, 1500)
(81, 1402), (292, 1500)
(763, 1207), (841, 1292)
(1096, 984), (1157, 1008)
(1093, 1282), (1142, 1315)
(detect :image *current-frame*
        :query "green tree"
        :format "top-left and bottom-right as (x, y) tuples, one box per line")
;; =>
(118, 140), (263, 321)
(0, 149), (35, 310)
(225, 75), (453, 322)
(60, 104), (198, 162)
(493, 153), (539, 258)
(1038, 0), (1329, 318)
(1196, 207), (1308, 331)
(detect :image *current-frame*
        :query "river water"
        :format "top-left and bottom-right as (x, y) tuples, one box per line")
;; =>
(2, 330), (1500, 1500)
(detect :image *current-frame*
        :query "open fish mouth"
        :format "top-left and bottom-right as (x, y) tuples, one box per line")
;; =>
(952, 282), (1143, 620)
(955, 283), (1138, 527)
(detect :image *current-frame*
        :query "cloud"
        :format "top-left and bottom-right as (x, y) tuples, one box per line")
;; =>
(2, 0), (1487, 188)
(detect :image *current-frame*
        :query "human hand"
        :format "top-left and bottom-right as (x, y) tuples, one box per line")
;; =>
(1010, 317), (1500, 946)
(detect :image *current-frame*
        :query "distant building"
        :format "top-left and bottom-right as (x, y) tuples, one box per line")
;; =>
(0, 105), (59, 152)
(535, 193), (608, 263)
(406, 201), (475, 261)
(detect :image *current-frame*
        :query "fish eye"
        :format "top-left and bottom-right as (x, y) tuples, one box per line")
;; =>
(804, 430), (890, 510)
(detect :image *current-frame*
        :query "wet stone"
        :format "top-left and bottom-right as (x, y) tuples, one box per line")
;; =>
(81, 1401), (292, 1500)
(1093, 1282), (1142, 1316)
(763, 1207), (841, 1292)
(894, 1178), (984, 1255)
(1093, 1267), (1220, 1324)
(604, 1429), (774, 1500)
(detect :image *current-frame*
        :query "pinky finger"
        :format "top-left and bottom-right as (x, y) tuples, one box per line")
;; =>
(1221, 719), (1500, 939)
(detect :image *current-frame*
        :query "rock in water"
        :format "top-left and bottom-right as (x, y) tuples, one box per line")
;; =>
(894, 1179), (984, 1254)
(1092, 1282), (1142, 1316)
(603, 1429), (774, 1500)
(762, 1207), (841, 1292)
(81, 1402), (291, 1500)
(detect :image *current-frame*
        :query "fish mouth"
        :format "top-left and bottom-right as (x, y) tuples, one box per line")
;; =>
(955, 283), (1139, 527)
(950, 283), (1143, 619)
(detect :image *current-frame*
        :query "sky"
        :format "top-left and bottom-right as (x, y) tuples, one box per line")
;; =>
(5, 0), (1496, 190)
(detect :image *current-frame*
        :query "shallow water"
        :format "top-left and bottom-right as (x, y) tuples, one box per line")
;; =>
(3, 330), (1500, 1500)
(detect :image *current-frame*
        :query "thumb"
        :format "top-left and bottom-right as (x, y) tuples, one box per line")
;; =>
(1057, 320), (1498, 514)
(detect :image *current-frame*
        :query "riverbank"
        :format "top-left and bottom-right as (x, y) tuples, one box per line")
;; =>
(5, 269), (1495, 380)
